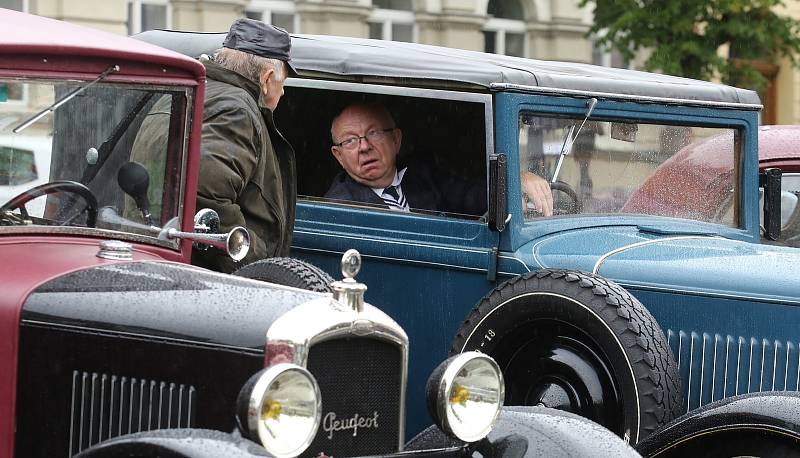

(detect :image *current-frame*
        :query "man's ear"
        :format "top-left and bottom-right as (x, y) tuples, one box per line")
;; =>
(260, 68), (275, 96)
(392, 128), (403, 152)
(331, 146), (345, 166)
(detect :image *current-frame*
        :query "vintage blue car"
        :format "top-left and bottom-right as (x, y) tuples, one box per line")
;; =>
(135, 28), (800, 455)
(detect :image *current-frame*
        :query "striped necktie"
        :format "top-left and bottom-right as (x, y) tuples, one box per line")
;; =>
(382, 185), (408, 211)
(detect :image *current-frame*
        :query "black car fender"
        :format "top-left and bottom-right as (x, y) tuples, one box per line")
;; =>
(406, 406), (641, 457)
(635, 391), (800, 458)
(74, 429), (273, 458)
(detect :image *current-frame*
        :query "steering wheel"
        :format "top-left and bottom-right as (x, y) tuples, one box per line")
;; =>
(551, 180), (582, 215)
(0, 180), (98, 227)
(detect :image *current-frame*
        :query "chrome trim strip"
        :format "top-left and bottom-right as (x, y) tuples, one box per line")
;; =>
(618, 280), (800, 305)
(295, 245), (526, 277)
(498, 255), (530, 273)
(784, 343), (791, 392)
(490, 83), (763, 110)
(291, 245), (487, 272)
(20, 319), (262, 354)
(710, 335), (718, 403)
(748, 338), (755, 393)
(530, 239), (549, 269)
(687, 333), (695, 412)
(724, 336), (730, 398)
(69, 371), (78, 455)
(294, 230), (488, 255)
(266, 296), (410, 451)
(735, 337), (743, 395)
(699, 333), (706, 407)
(592, 235), (720, 275)
(796, 348), (800, 391)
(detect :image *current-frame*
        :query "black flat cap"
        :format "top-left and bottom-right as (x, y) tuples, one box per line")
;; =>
(223, 18), (297, 76)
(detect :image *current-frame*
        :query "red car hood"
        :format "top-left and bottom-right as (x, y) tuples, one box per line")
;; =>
(0, 236), (166, 457)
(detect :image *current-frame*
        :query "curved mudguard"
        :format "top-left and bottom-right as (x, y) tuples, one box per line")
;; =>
(406, 406), (641, 457)
(74, 429), (273, 458)
(635, 391), (800, 457)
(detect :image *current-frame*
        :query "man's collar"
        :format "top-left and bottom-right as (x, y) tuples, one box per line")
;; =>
(369, 167), (407, 196)
(203, 60), (261, 103)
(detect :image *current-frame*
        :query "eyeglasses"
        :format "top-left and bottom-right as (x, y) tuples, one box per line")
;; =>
(334, 128), (394, 150)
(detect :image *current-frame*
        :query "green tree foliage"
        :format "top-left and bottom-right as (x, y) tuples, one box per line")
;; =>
(581, 0), (800, 89)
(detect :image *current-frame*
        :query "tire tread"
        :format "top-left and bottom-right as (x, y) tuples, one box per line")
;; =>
(450, 269), (682, 440)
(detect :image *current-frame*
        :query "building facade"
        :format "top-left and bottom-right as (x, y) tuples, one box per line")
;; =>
(2, 0), (799, 124)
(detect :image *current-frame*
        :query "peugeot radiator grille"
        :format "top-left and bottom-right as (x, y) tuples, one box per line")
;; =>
(68, 370), (197, 456)
(304, 337), (403, 457)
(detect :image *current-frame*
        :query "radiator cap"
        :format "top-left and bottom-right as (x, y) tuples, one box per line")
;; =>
(331, 249), (367, 312)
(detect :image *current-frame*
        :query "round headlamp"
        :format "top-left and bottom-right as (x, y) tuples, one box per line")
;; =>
(426, 352), (504, 443)
(237, 364), (322, 458)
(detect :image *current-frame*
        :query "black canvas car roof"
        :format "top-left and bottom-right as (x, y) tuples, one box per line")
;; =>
(134, 30), (760, 107)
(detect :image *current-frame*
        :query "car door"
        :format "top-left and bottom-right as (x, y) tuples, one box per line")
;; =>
(281, 79), (512, 434)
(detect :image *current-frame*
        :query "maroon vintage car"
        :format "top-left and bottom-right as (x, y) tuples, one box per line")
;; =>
(623, 124), (800, 246)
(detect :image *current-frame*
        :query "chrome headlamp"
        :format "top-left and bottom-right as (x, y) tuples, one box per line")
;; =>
(237, 364), (322, 458)
(426, 352), (504, 442)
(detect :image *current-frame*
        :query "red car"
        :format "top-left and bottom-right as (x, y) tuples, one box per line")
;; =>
(623, 125), (800, 246)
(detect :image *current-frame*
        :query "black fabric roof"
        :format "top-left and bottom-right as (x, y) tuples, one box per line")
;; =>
(134, 30), (760, 106)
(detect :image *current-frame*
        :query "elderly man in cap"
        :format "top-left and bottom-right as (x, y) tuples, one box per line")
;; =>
(188, 18), (298, 273)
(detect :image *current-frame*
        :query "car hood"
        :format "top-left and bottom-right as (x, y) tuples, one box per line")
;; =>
(527, 226), (800, 304)
(21, 261), (323, 350)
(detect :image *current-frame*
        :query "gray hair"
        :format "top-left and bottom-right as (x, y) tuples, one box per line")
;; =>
(213, 47), (286, 86)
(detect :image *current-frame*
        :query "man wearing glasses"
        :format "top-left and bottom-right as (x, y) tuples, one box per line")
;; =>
(325, 102), (553, 217)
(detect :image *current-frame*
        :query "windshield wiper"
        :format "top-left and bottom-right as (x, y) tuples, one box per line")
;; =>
(551, 97), (598, 184)
(13, 65), (119, 133)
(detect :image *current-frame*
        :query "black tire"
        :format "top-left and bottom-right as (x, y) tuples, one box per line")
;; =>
(635, 391), (800, 458)
(449, 269), (682, 444)
(232, 257), (334, 293)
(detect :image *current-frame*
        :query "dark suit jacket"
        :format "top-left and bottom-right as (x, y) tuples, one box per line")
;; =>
(324, 161), (486, 216)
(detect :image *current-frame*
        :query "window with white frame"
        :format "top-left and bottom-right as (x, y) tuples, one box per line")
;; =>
(246, 0), (297, 33)
(484, 0), (526, 57)
(369, 0), (415, 43)
(127, 0), (170, 35)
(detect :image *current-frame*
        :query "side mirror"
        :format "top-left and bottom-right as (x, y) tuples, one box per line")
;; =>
(760, 168), (782, 240)
(488, 154), (508, 232)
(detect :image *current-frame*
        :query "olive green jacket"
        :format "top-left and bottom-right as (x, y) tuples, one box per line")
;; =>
(191, 61), (296, 273)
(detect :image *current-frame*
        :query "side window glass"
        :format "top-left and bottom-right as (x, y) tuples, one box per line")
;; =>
(278, 87), (489, 220)
(774, 173), (800, 246)
(519, 112), (741, 227)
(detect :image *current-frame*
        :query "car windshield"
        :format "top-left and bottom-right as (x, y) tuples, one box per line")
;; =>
(519, 113), (741, 227)
(0, 78), (188, 245)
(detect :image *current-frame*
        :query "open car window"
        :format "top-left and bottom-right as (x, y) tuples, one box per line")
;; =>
(519, 112), (742, 227)
(277, 82), (491, 221)
(0, 78), (189, 245)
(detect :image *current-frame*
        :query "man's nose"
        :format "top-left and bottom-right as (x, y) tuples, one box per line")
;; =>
(357, 137), (372, 152)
